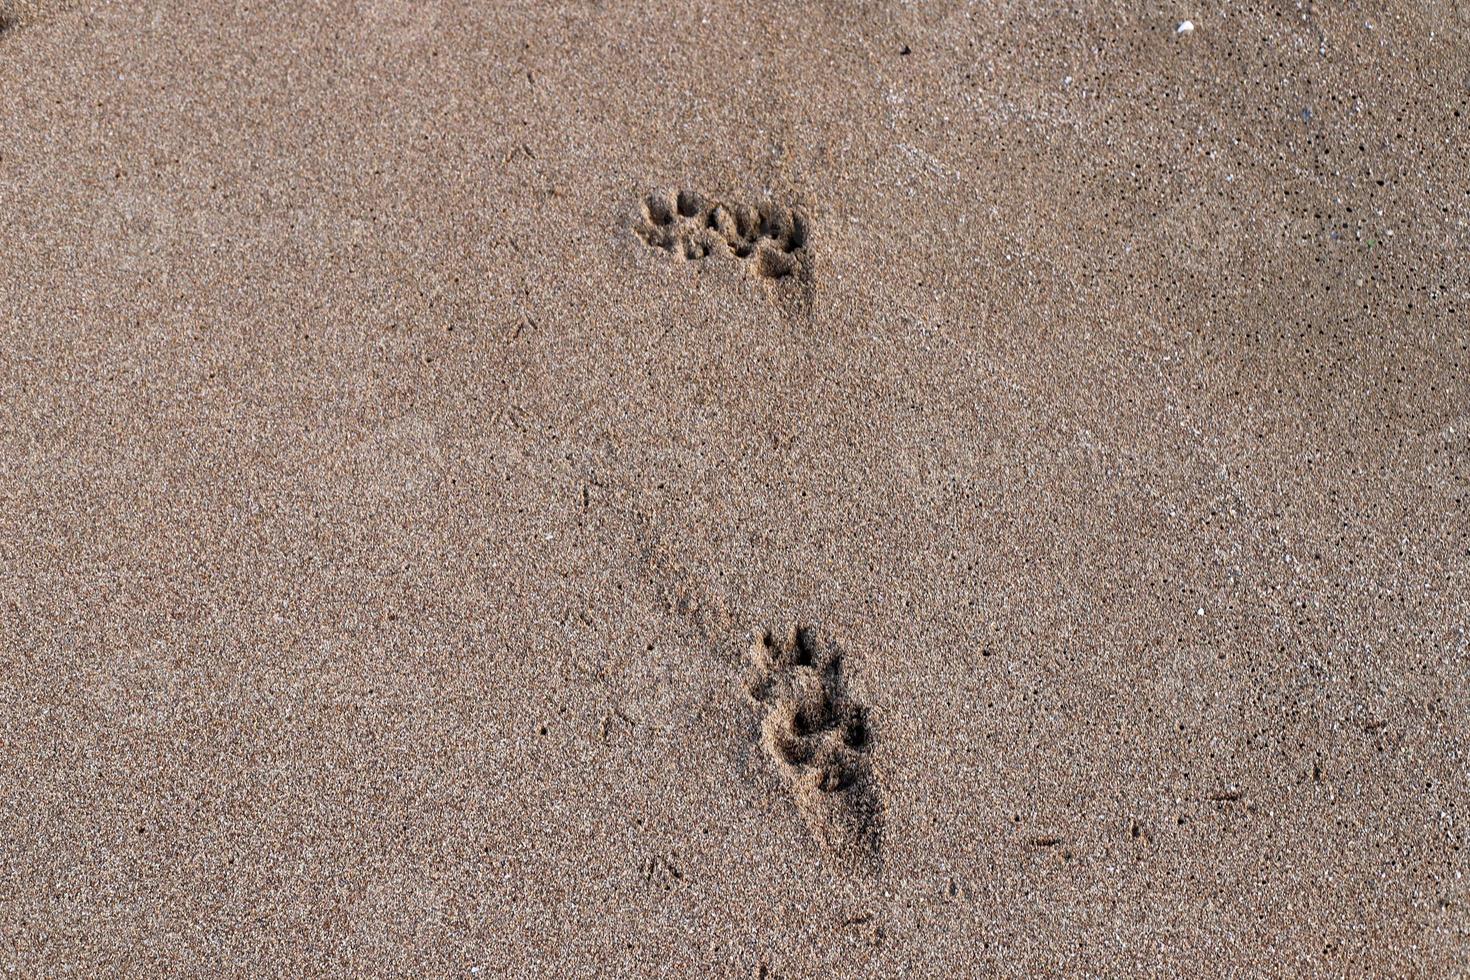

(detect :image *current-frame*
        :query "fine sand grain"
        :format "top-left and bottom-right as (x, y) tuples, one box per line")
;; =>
(2, 1), (1468, 976)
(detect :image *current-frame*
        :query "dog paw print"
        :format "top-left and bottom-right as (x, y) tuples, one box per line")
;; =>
(634, 190), (808, 280)
(744, 626), (881, 871)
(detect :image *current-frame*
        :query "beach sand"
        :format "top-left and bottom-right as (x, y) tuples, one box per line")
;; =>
(2, 1), (1468, 975)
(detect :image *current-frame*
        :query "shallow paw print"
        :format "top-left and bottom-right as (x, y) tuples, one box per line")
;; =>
(635, 192), (678, 251)
(633, 189), (808, 280)
(746, 626), (881, 871)
(749, 204), (807, 280)
(98, 188), (177, 273)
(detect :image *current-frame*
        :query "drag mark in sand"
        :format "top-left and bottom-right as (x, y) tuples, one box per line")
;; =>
(744, 627), (882, 872)
(634, 190), (808, 280)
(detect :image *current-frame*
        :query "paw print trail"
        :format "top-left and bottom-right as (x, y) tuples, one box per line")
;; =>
(744, 626), (882, 873)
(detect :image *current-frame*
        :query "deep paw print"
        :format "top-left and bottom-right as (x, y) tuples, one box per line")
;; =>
(634, 190), (808, 280)
(744, 626), (881, 871)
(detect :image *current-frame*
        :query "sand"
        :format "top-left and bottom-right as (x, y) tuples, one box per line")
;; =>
(2, 1), (1468, 975)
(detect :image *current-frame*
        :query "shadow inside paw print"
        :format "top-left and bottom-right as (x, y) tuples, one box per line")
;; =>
(635, 190), (808, 280)
(744, 626), (881, 872)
